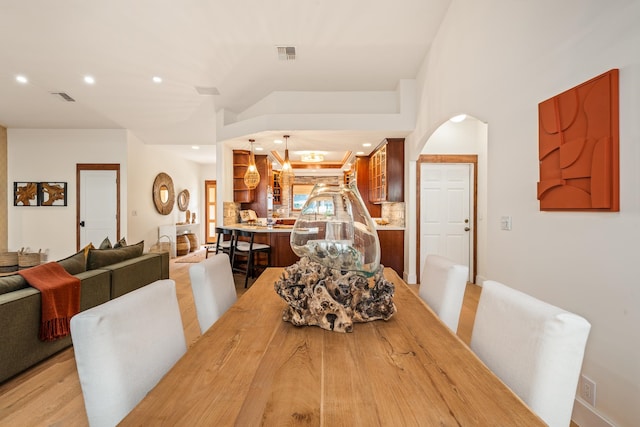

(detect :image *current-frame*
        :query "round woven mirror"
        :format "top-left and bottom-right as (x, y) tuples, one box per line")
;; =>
(153, 172), (175, 215)
(177, 189), (190, 211)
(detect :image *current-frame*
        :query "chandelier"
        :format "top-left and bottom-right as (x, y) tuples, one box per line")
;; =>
(243, 139), (260, 190)
(300, 152), (325, 163)
(279, 135), (295, 186)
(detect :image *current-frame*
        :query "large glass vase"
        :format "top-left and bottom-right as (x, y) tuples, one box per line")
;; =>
(290, 183), (380, 276)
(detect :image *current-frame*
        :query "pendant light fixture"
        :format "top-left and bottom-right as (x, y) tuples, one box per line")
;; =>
(244, 139), (260, 190)
(279, 135), (295, 187)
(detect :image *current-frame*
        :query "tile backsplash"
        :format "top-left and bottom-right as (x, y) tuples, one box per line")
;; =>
(381, 202), (405, 226)
(223, 201), (240, 225)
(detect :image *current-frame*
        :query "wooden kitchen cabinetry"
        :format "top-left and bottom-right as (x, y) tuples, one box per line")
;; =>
(368, 138), (404, 203)
(272, 171), (281, 203)
(355, 156), (381, 218)
(240, 155), (270, 217)
(377, 229), (404, 276)
(268, 232), (299, 266)
(233, 150), (254, 203)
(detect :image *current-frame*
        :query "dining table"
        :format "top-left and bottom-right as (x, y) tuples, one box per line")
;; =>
(120, 268), (545, 426)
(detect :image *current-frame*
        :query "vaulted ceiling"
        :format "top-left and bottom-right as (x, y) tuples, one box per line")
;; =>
(0, 1), (451, 164)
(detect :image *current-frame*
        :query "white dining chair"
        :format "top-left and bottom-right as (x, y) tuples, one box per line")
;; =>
(418, 254), (469, 332)
(189, 253), (237, 334)
(70, 279), (187, 427)
(470, 280), (591, 427)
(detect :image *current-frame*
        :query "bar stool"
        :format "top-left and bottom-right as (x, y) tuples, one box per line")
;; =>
(231, 229), (271, 288)
(207, 227), (234, 259)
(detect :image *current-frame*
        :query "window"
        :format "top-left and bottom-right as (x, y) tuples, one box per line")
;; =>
(292, 184), (314, 210)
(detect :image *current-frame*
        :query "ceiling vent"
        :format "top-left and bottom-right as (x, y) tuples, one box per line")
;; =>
(277, 46), (296, 61)
(50, 92), (75, 102)
(195, 86), (220, 96)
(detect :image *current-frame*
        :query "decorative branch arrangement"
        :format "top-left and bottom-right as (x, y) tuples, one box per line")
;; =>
(14, 182), (67, 206)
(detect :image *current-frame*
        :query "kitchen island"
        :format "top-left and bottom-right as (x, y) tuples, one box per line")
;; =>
(221, 223), (404, 275)
(219, 224), (299, 267)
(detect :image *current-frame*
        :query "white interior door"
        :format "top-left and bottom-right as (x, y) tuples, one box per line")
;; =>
(79, 169), (118, 248)
(420, 163), (473, 280)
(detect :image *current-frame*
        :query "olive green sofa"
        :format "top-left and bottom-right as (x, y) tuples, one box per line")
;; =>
(0, 249), (169, 383)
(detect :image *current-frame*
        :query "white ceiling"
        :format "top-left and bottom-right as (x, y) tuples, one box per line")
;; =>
(0, 1), (451, 165)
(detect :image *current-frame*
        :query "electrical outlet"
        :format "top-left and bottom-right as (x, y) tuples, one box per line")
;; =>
(580, 375), (596, 406)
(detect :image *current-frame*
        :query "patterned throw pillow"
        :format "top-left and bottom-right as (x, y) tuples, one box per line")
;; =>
(99, 237), (112, 249)
(86, 241), (144, 270)
(113, 237), (127, 248)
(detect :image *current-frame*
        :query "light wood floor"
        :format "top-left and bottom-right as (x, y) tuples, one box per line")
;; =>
(0, 253), (481, 426)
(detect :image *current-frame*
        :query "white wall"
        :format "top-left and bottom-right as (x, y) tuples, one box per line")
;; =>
(7, 129), (128, 260)
(7, 129), (204, 261)
(409, 1), (640, 425)
(127, 134), (203, 251)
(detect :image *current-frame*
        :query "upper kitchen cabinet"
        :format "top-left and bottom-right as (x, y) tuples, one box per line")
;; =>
(238, 154), (270, 217)
(368, 138), (404, 203)
(272, 170), (282, 204)
(233, 150), (255, 203)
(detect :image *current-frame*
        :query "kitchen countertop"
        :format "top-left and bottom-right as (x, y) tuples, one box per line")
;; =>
(374, 225), (405, 231)
(222, 223), (405, 232)
(220, 224), (294, 233)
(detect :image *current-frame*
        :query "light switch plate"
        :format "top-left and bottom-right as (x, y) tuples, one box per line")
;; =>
(500, 216), (512, 231)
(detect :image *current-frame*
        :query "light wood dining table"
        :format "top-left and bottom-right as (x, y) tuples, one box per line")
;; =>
(120, 268), (545, 426)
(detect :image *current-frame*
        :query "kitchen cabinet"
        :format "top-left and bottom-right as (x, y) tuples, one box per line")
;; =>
(368, 138), (404, 203)
(272, 171), (281, 203)
(377, 228), (404, 276)
(226, 227), (299, 268)
(239, 155), (270, 217)
(233, 150), (255, 203)
(268, 232), (299, 266)
(355, 156), (381, 218)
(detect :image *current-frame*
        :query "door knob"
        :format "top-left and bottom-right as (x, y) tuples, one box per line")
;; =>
(80, 221), (85, 227)
(464, 227), (470, 232)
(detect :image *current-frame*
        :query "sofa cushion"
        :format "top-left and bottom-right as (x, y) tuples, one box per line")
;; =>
(57, 250), (87, 275)
(87, 241), (144, 270)
(0, 274), (28, 296)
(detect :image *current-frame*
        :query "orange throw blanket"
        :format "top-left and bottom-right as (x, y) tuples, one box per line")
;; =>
(18, 262), (81, 341)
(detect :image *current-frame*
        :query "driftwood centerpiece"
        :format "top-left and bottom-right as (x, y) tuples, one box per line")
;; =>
(278, 183), (396, 332)
(274, 256), (396, 333)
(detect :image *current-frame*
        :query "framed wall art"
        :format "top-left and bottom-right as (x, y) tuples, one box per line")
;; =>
(39, 182), (67, 206)
(537, 69), (619, 211)
(14, 182), (39, 206)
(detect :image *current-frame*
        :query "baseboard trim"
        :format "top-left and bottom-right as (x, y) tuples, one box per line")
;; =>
(475, 275), (488, 286)
(404, 271), (416, 284)
(572, 397), (616, 427)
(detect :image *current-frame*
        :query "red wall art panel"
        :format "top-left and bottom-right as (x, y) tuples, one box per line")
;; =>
(537, 69), (619, 211)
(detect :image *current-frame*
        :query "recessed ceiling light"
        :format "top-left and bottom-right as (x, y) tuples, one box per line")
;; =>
(363, 143), (372, 147)
(356, 151), (364, 155)
(450, 114), (467, 123)
(273, 139), (283, 144)
(152, 76), (163, 84)
(255, 147), (264, 151)
(16, 75), (28, 84)
(84, 75), (95, 85)
(191, 146), (200, 150)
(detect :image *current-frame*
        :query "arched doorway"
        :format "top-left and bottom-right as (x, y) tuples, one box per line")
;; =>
(416, 116), (487, 283)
